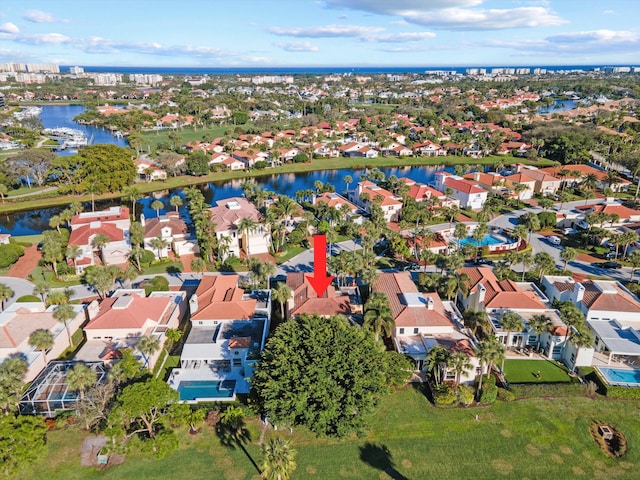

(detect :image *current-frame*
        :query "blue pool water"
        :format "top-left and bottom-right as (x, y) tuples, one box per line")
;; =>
(177, 380), (236, 401)
(458, 234), (506, 248)
(598, 367), (640, 386)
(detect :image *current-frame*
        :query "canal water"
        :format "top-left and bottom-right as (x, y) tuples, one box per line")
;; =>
(537, 99), (578, 115)
(0, 106), (456, 235)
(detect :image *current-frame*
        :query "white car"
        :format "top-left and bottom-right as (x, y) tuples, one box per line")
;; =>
(547, 236), (561, 245)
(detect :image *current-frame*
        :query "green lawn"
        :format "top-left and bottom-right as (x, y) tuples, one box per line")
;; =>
(504, 359), (573, 384)
(13, 386), (640, 479)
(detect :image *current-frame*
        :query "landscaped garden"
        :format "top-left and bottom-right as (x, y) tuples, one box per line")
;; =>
(503, 359), (573, 383)
(12, 386), (640, 480)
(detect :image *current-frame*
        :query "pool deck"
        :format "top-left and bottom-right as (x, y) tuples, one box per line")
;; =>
(169, 367), (251, 397)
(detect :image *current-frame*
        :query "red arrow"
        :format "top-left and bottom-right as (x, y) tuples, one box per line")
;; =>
(306, 234), (334, 297)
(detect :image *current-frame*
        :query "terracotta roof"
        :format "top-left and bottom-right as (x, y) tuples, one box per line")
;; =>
(373, 272), (453, 328)
(461, 267), (547, 310)
(286, 273), (351, 317)
(208, 197), (262, 233)
(444, 177), (486, 195)
(68, 223), (124, 246)
(581, 280), (640, 313)
(0, 310), (59, 349)
(314, 193), (358, 212)
(144, 212), (188, 238)
(85, 293), (173, 330)
(229, 336), (251, 349)
(191, 275), (257, 321)
(70, 207), (129, 227)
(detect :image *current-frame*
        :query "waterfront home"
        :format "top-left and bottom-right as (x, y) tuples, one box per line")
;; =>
(135, 158), (167, 181)
(284, 273), (360, 320)
(141, 211), (199, 259)
(350, 181), (403, 223)
(0, 302), (85, 382)
(512, 165), (561, 196)
(67, 206), (131, 273)
(434, 172), (488, 210)
(540, 164), (631, 192)
(208, 197), (271, 259)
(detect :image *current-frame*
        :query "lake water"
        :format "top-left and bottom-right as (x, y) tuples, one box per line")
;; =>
(40, 105), (129, 154)
(537, 99), (578, 115)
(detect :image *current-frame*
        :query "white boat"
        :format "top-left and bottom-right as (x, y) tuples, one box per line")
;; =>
(13, 106), (43, 120)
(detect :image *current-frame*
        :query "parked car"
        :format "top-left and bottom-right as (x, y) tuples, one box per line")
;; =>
(473, 258), (494, 266)
(596, 261), (622, 270)
(547, 236), (561, 245)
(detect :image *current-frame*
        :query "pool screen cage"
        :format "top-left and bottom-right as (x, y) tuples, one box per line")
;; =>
(19, 361), (107, 417)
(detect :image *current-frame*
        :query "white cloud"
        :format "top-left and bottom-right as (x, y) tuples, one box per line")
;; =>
(16, 33), (70, 44)
(603, 10), (615, 15)
(0, 22), (19, 34)
(373, 32), (436, 42)
(23, 9), (67, 23)
(488, 30), (640, 55)
(274, 41), (320, 52)
(324, 0), (566, 30)
(269, 24), (384, 38)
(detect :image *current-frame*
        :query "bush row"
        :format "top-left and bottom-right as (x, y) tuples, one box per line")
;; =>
(509, 383), (588, 398)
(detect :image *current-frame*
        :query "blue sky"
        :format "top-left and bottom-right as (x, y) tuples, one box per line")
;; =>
(1, 0), (639, 68)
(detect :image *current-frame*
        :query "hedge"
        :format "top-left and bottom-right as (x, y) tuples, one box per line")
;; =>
(433, 384), (457, 406)
(579, 366), (640, 399)
(479, 384), (497, 404)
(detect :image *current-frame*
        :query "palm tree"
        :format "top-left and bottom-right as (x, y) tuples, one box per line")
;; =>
(628, 251), (640, 281)
(237, 217), (258, 258)
(426, 345), (450, 386)
(518, 250), (534, 281)
(66, 244), (82, 273)
(463, 310), (490, 338)
(449, 352), (473, 390)
(499, 310), (524, 351)
(150, 235), (169, 259)
(568, 327), (594, 373)
(363, 291), (395, 342)
(164, 328), (182, 355)
(169, 194), (183, 212)
(444, 272), (470, 301)
(477, 336), (505, 395)
(137, 334), (161, 368)
(0, 283), (14, 311)
(151, 199), (164, 218)
(92, 233), (111, 262)
(560, 247), (577, 271)
(271, 283), (292, 321)
(32, 278), (48, 302)
(29, 329), (54, 364)
(261, 437), (297, 480)
(123, 186), (142, 219)
(54, 303), (77, 348)
(190, 257), (207, 274)
(527, 314), (551, 352)
(119, 265), (139, 288)
(66, 363), (96, 400)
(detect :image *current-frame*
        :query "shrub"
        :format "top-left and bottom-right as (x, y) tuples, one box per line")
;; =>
(16, 295), (41, 302)
(220, 255), (241, 272)
(458, 385), (475, 406)
(254, 160), (268, 169)
(293, 153), (309, 163)
(537, 211), (557, 229)
(0, 243), (25, 268)
(479, 384), (498, 404)
(497, 388), (516, 402)
(140, 276), (170, 295)
(509, 383), (587, 398)
(140, 249), (156, 266)
(433, 384), (457, 406)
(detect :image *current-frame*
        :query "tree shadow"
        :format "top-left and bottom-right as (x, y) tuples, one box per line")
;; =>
(411, 381), (434, 404)
(359, 442), (409, 480)
(166, 265), (182, 278)
(215, 419), (261, 474)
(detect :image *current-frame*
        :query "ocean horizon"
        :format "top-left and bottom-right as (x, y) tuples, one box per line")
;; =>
(60, 64), (634, 75)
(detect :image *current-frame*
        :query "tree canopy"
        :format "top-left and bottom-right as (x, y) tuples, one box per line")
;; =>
(252, 314), (399, 437)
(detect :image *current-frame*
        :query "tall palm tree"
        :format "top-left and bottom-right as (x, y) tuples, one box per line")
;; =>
(237, 217), (258, 258)
(0, 283), (14, 311)
(151, 199), (164, 218)
(92, 233), (111, 262)
(260, 437), (298, 480)
(527, 314), (551, 352)
(169, 194), (183, 212)
(448, 352), (473, 390)
(477, 336), (505, 395)
(29, 329), (54, 364)
(426, 345), (450, 386)
(343, 175), (353, 196)
(363, 292), (395, 342)
(568, 327), (594, 372)
(499, 310), (524, 351)
(150, 235), (169, 259)
(190, 257), (207, 274)
(137, 334), (161, 368)
(463, 310), (490, 339)
(66, 363), (96, 400)
(123, 186), (142, 219)
(54, 303), (77, 348)
(560, 247), (577, 271)
(444, 272), (470, 301)
(66, 244), (82, 273)
(271, 283), (292, 321)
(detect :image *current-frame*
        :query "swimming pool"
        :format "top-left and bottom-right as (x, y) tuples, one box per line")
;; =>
(459, 234), (507, 248)
(597, 367), (640, 386)
(177, 380), (236, 401)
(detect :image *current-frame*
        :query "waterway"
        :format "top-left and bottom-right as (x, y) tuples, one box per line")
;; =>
(39, 105), (128, 154)
(537, 99), (578, 115)
(0, 165), (455, 236)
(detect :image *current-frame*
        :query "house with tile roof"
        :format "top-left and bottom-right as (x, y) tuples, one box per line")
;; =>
(67, 206), (131, 274)
(399, 178), (460, 208)
(208, 197), (271, 259)
(539, 164), (631, 192)
(434, 172), (488, 210)
(174, 274), (271, 398)
(502, 172), (537, 200)
(82, 289), (186, 369)
(141, 211), (199, 259)
(512, 166), (561, 196)
(373, 272), (481, 383)
(284, 273), (359, 320)
(0, 302), (85, 382)
(313, 192), (359, 216)
(350, 181), (403, 223)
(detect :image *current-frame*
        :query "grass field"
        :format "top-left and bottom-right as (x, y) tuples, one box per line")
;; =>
(12, 386), (640, 479)
(504, 359), (573, 384)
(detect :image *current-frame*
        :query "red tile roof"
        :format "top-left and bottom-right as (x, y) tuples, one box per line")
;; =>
(191, 275), (257, 321)
(86, 293), (172, 330)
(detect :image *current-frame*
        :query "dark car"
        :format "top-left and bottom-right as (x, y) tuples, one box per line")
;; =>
(597, 261), (622, 270)
(473, 258), (494, 266)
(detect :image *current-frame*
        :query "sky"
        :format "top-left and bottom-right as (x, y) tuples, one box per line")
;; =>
(1, 0), (639, 69)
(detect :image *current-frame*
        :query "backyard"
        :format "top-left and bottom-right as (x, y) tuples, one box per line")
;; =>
(503, 359), (574, 384)
(12, 385), (640, 479)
